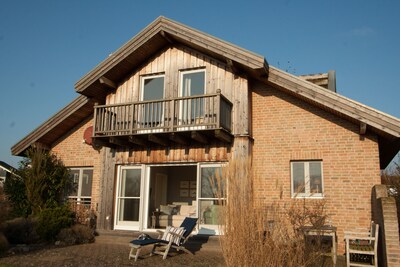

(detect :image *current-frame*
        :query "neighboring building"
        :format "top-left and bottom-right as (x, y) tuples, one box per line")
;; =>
(0, 161), (16, 187)
(11, 17), (400, 252)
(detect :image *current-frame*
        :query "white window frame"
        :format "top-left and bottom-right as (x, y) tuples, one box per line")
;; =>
(68, 167), (93, 204)
(290, 161), (324, 198)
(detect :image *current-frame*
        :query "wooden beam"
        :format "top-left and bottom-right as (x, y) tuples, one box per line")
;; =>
(215, 129), (233, 143)
(129, 136), (147, 146)
(109, 137), (130, 147)
(99, 76), (117, 89)
(169, 133), (189, 145)
(92, 138), (114, 149)
(226, 59), (240, 77)
(191, 131), (208, 144)
(148, 134), (169, 146)
(360, 122), (367, 135)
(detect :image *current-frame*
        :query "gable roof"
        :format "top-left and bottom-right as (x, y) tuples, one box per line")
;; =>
(75, 16), (268, 99)
(12, 16), (400, 168)
(0, 161), (16, 174)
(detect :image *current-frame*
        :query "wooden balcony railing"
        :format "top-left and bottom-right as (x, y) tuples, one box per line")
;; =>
(93, 90), (232, 139)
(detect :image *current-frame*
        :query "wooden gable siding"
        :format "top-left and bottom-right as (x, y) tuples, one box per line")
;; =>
(114, 141), (230, 164)
(100, 45), (248, 164)
(106, 45), (250, 137)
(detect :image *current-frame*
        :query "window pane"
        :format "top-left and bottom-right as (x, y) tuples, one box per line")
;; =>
(68, 170), (80, 197)
(143, 77), (164, 100)
(200, 167), (224, 198)
(118, 198), (140, 221)
(309, 162), (322, 194)
(142, 76), (164, 126)
(121, 169), (141, 197)
(200, 200), (224, 225)
(81, 170), (93, 197)
(292, 162), (305, 194)
(182, 71), (205, 96)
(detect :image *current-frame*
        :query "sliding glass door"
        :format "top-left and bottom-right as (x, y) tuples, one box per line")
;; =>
(114, 166), (143, 230)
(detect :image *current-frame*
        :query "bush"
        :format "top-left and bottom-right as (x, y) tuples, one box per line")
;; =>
(37, 206), (74, 241)
(3, 174), (30, 218)
(0, 187), (12, 223)
(0, 232), (9, 254)
(0, 217), (40, 245)
(57, 224), (95, 245)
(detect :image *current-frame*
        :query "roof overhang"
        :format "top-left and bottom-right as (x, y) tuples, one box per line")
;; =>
(11, 95), (97, 157)
(75, 16), (269, 99)
(266, 66), (400, 168)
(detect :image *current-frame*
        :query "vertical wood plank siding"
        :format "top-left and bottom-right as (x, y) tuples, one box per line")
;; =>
(104, 45), (248, 163)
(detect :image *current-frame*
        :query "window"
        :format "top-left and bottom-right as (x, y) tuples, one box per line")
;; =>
(67, 168), (93, 205)
(140, 74), (165, 127)
(179, 70), (206, 124)
(291, 161), (323, 197)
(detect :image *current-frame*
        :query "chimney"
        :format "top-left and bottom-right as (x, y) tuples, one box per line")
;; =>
(327, 70), (336, 93)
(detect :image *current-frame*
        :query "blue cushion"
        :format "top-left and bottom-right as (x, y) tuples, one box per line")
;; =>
(130, 238), (161, 246)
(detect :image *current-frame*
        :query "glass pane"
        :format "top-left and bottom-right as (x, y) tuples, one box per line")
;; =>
(310, 162), (322, 194)
(292, 162), (305, 194)
(121, 169), (141, 197)
(81, 170), (93, 197)
(118, 198), (140, 221)
(142, 76), (164, 126)
(200, 200), (224, 225)
(200, 167), (224, 198)
(181, 71), (205, 97)
(67, 170), (79, 197)
(143, 77), (164, 100)
(182, 71), (205, 122)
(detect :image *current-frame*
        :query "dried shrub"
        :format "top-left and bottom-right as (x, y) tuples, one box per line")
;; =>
(1, 217), (40, 245)
(217, 159), (327, 267)
(68, 201), (97, 229)
(57, 224), (95, 245)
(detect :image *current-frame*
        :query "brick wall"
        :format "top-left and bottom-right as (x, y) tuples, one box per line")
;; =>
(51, 116), (102, 212)
(251, 82), (381, 253)
(373, 185), (400, 267)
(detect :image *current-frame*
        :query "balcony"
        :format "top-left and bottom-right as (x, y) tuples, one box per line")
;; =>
(93, 90), (233, 147)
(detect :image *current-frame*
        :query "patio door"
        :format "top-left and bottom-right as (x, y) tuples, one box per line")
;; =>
(197, 164), (225, 235)
(179, 70), (205, 129)
(114, 166), (144, 230)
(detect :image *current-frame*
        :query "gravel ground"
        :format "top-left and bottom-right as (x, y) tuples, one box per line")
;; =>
(0, 232), (225, 267)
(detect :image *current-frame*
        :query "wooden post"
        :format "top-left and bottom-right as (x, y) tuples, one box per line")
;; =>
(93, 102), (98, 135)
(216, 89), (221, 129)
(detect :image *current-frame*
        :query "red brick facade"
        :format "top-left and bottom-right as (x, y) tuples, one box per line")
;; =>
(51, 116), (102, 210)
(251, 82), (381, 252)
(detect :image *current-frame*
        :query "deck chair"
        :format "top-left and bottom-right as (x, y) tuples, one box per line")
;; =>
(129, 217), (198, 261)
(344, 221), (379, 267)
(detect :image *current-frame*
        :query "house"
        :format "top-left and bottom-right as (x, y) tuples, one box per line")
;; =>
(11, 17), (400, 252)
(0, 161), (16, 187)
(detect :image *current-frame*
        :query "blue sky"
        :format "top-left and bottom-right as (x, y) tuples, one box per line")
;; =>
(0, 0), (399, 168)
